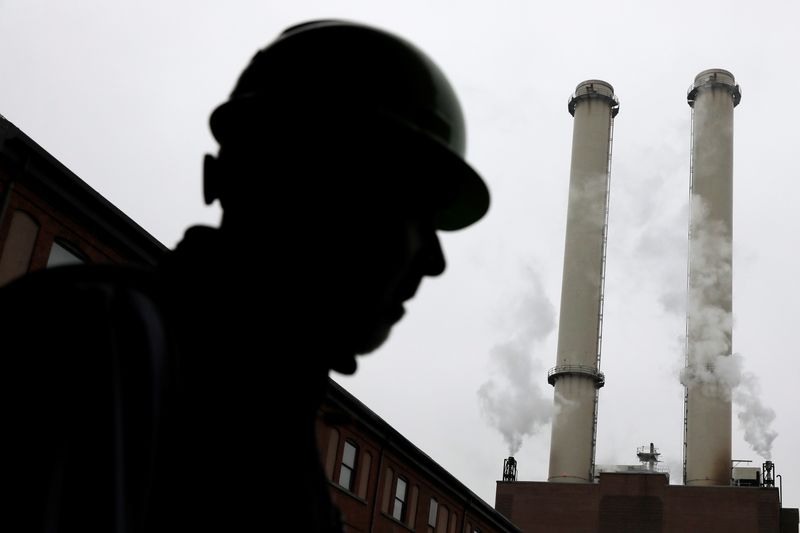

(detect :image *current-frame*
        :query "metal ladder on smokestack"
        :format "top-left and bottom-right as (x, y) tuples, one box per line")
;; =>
(590, 112), (615, 481)
(682, 106), (696, 486)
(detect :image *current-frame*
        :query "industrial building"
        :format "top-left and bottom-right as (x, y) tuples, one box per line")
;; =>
(320, 380), (519, 533)
(495, 71), (798, 532)
(497, 466), (792, 532)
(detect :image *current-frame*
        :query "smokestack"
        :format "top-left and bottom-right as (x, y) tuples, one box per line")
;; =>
(503, 457), (518, 482)
(547, 80), (618, 483)
(683, 69), (741, 486)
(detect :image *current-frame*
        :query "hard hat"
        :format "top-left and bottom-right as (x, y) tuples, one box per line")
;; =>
(209, 20), (489, 231)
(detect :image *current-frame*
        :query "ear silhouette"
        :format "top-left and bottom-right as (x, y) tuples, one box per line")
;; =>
(203, 154), (218, 206)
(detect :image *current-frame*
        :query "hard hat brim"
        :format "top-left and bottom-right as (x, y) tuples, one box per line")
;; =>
(404, 125), (490, 231)
(210, 100), (490, 231)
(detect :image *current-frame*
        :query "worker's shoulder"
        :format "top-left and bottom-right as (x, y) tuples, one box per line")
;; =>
(0, 263), (165, 331)
(1, 263), (172, 387)
(1, 263), (159, 300)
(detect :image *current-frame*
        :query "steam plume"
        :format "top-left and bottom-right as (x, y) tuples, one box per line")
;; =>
(735, 360), (778, 460)
(478, 267), (555, 455)
(681, 195), (777, 458)
(681, 195), (733, 397)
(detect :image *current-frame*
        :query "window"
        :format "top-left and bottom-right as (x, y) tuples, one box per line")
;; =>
(392, 477), (407, 521)
(47, 240), (86, 267)
(338, 441), (358, 491)
(428, 498), (438, 529)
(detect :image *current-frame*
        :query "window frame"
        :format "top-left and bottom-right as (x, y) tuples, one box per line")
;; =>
(391, 475), (408, 522)
(337, 439), (358, 492)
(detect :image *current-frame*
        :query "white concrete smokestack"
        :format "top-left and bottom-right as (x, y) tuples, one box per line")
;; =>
(547, 80), (618, 483)
(683, 69), (741, 486)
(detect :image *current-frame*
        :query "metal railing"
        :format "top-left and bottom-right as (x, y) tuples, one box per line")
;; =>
(547, 364), (605, 388)
(567, 86), (620, 117)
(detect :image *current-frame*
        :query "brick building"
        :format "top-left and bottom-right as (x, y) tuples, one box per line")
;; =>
(320, 380), (519, 533)
(496, 472), (798, 533)
(0, 114), (166, 285)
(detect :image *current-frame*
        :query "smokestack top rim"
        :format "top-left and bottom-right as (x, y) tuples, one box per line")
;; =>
(687, 68), (741, 107)
(693, 68), (736, 87)
(568, 79), (619, 117)
(574, 79), (615, 97)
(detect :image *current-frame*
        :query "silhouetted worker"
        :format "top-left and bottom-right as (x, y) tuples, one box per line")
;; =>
(4, 20), (489, 532)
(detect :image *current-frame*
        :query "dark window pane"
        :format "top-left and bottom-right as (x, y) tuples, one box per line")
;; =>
(395, 478), (407, 500)
(392, 499), (404, 521)
(342, 441), (357, 468)
(338, 465), (353, 490)
(47, 241), (85, 267)
(428, 498), (438, 527)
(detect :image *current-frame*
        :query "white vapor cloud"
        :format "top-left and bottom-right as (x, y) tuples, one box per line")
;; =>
(681, 195), (777, 459)
(478, 266), (556, 456)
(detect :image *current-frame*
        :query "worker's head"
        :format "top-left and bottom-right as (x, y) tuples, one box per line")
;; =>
(203, 20), (489, 372)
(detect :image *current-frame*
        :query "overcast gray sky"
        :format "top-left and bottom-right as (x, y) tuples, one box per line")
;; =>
(2, 0), (799, 509)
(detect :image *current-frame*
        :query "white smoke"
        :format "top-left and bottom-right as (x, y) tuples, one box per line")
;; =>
(681, 195), (733, 397)
(478, 267), (556, 456)
(564, 172), (610, 244)
(681, 195), (777, 459)
(631, 197), (689, 318)
(735, 368), (778, 460)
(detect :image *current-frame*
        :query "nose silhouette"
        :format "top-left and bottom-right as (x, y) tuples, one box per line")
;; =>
(424, 232), (446, 277)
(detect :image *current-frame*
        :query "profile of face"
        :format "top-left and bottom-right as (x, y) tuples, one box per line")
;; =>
(205, 135), (450, 372)
(311, 152), (450, 372)
(347, 199), (446, 355)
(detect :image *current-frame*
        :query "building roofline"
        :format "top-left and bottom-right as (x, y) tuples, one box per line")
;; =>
(0, 114), (168, 265)
(326, 378), (521, 532)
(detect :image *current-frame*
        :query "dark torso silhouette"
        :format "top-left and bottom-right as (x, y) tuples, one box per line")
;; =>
(4, 226), (341, 532)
